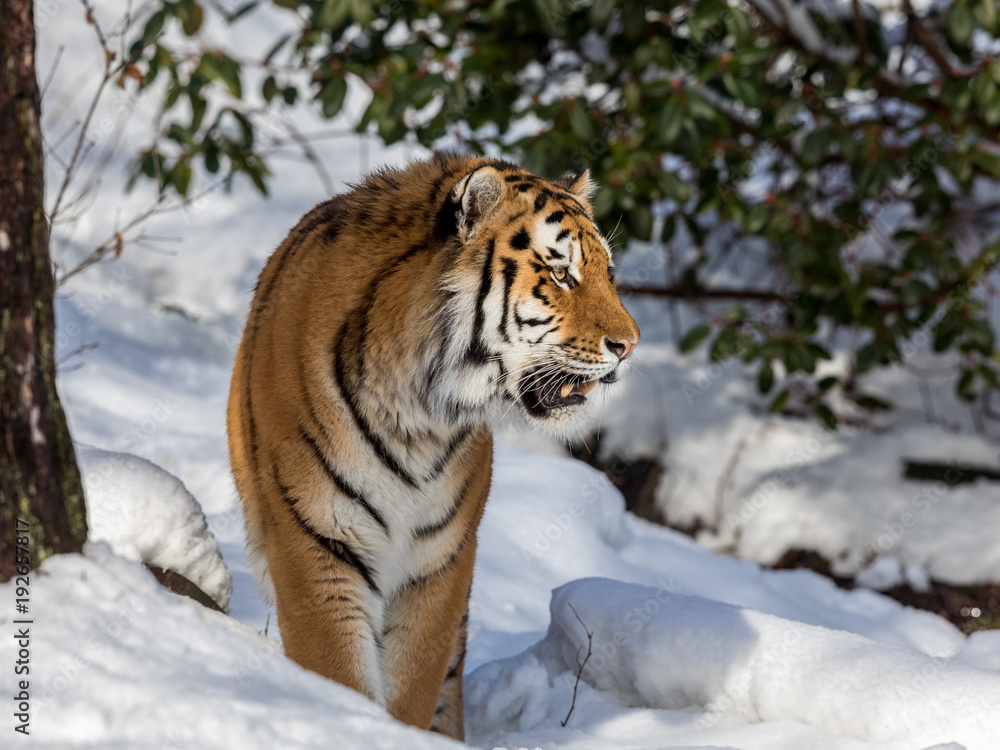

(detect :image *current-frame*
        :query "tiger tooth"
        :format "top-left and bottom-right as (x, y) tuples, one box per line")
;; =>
(579, 380), (598, 396)
(560, 382), (573, 398)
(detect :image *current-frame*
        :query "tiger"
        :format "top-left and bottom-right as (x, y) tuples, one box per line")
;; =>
(226, 154), (639, 740)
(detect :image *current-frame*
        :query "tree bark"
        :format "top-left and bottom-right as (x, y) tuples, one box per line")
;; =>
(0, 0), (88, 580)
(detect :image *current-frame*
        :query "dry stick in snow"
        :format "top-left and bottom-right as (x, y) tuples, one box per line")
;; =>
(561, 603), (594, 727)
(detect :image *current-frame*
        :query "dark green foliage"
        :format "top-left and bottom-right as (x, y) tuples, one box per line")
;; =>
(126, 0), (1000, 421)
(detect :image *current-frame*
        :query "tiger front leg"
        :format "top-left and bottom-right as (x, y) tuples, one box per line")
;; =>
(266, 515), (387, 706)
(379, 535), (478, 739)
(429, 608), (469, 739)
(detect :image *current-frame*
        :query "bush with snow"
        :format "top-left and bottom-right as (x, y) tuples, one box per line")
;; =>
(78, 445), (232, 611)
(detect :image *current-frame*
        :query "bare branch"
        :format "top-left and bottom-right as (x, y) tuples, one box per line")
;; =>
(39, 45), (64, 101)
(851, 0), (869, 66)
(281, 116), (336, 195)
(49, 0), (121, 226)
(616, 284), (789, 303)
(561, 603), (594, 728)
(903, 0), (954, 78)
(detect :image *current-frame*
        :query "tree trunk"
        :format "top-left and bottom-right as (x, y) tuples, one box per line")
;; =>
(0, 0), (88, 580)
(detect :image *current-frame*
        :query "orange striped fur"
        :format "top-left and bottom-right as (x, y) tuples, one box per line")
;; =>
(227, 155), (638, 739)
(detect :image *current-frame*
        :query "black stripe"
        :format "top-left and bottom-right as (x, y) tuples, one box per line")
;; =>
(433, 193), (460, 244)
(531, 277), (550, 305)
(531, 325), (559, 344)
(429, 167), (458, 203)
(547, 246), (564, 260)
(496, 359), (508, 392)
(466, 237), (495, 364)
(498, 258), (517, 343)
(407, 487), (488, 586)
(426, 428), (470, 482)
(422, 310), (457, 414)
(510, 228), (530, 250)
(413, 472), (474, 540)
(556, 228), (570, 242)
(299, 425), (389, 534)
(545, 210), (565, 224)
(334, 322), (420, 489)
(514, 311), (554, 328)
(489, 159), (523, 173)
(445, 641), (467, 680)
(272, 466), (380, 595)
(334, 242), (432, 487)
(533, 190), (551, 213)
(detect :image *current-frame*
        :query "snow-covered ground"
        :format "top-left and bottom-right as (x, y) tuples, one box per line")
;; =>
(3, 1), (999, 747)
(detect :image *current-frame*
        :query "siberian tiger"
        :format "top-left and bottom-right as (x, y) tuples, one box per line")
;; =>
(227, 154), (639, 739)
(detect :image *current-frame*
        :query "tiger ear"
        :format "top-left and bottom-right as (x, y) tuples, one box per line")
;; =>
(455, 167), (504, 239)
(554, 169), (597, 200)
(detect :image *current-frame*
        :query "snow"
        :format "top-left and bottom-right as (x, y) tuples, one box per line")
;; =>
(78, 445), (233, 610)
(469, 579), (1000, 749)
(11, 1), (999, 747)
(2, 544), (460, 750)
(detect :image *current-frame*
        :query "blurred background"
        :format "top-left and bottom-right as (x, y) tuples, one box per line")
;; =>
(37, 0), (1000, 622)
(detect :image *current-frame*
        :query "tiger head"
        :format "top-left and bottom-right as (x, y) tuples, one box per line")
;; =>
(443, 160), (639, 435)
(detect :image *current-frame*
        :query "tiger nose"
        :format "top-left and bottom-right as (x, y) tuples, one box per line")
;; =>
(605, 338), (636, 361)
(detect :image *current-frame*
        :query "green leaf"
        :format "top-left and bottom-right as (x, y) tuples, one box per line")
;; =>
(139, 10), (166, 48)
(979, 364), (999, 389)
(722, 72), (760, 109)
(170, 160), (192, 195)
(769, 389), (790, 414)
(956, 368), (976, 401)
(758, 362), (775, 394)
(949, 2), (975, 47)
(974, 73), (997, 110)
(569, 102), (595, 142)
(856, 341), (880, 373)
(589, 0), (616, 29)
(802, 129), (830, 165)
(817, 376), (838, 391)
(320, 77), (348, 118)
(317, 0), (350, 28)
(815, 404), (837, 429)
(263, 75), (278, 103)
(975, 0), (999, 34)
(679, 324), (712, 353)
(852, 393), (892, 411)
(658, 101), (684, 147)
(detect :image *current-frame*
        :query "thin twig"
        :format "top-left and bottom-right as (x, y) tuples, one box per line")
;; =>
(714, 425), (754, 527)
(918, 379), (938, 426)
(903, 0), (954, 78)
(617, 284), (788, 302)
(561, 603), (593, 728)
(39, 45), (65, 101)
(851, 0), (869, 66)
(282, 116), (335, 195)
(49, 0), (119, 226)
(55, 342), (99, 368)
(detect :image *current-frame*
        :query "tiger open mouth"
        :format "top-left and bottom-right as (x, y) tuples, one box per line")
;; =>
(520, 370), (600, 414)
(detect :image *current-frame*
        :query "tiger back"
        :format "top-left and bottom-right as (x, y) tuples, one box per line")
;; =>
(227, 154), (639, 739)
